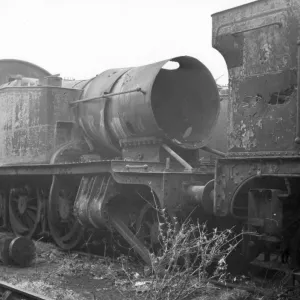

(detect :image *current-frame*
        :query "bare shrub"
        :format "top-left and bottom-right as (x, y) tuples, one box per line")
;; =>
(115, 207), (242, 300)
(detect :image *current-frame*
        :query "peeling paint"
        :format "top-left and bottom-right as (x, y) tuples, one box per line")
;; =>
(111, 117), (127, 139)
(229, 120), (257, 151)
(213, 0), (299, 153)
(212, 0), (300, 216)
(256, 119), (263, 129)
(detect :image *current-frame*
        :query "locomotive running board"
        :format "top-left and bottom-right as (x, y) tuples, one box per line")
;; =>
(0, 160), (214, 176)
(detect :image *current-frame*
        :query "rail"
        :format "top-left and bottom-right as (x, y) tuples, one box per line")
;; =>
(0, 280), (52, 300)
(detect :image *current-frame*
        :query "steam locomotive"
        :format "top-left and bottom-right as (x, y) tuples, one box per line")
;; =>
(213, 0), (300, 271)
(0, 56), (227, 264)
(1, 0), (299, 273)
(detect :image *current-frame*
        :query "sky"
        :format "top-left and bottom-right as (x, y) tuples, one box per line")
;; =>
(0, 0), (255, 85)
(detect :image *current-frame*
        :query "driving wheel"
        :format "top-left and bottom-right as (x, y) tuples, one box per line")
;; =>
(48, 175), (84, 250)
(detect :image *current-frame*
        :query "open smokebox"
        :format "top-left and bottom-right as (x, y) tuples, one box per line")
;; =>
(77, 56), (221, 162)
(151, 56), (220, 149)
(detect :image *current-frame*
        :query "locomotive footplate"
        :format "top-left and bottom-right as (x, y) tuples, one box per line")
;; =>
(0, 160), (215, 176)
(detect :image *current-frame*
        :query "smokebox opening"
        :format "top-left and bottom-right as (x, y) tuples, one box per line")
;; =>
(151, 56), (220, 149)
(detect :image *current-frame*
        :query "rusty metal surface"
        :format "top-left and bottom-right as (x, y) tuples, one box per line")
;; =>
(248, 189), (283, 235)
(214, 155), (300, 216)
(112, 167), (213, 210)
(212, 0), (300, 153)
(211, 0), (300, 217)
(0, 234), (36, 267)
(8, 236), (36, 267)
(77, 68), (130, 157)
(0, 86), (81, 165)
(186, 179), (215, 213)
(76, 56), (220, 155)
(0, 59), (50, 85)
(74, 174), (118, 228)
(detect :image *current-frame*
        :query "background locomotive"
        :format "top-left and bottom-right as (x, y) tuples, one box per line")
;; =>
(213, 0), (300, 271)
(0, 56), (227, 264)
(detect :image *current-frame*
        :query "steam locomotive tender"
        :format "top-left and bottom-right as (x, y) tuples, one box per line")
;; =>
(0, 57), (224, 264)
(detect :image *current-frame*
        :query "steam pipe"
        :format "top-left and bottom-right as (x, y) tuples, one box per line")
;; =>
(200, 146), (226, 157)
(162, 144), (193, 170)
(295, 39), (300, 144)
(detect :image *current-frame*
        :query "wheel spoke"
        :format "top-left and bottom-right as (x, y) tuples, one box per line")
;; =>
(9, 186), (41, 238)
(23, 214), (34, 228)
(26, 197), (36, 203)
(28, 205), (37, 211)
(26, 210), (36, 222)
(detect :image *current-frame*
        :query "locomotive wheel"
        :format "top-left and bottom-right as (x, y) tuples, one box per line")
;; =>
(136, 203), (162, 253)
(135, 203), (191, 268)
(135, 203), (178, 254)
(8, 186), (42, 238)
(48, 176), (83, 250)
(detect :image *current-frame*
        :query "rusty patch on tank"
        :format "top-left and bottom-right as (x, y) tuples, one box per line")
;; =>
(229, 120), (257, 151)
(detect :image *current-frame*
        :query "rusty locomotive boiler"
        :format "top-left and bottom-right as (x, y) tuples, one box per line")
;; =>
(212, 0), (300, 272)
(0, 56), (226, 263)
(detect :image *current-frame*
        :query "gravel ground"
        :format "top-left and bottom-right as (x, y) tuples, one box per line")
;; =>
(0, 240), (292, 300)
(0, 241), (128, 299)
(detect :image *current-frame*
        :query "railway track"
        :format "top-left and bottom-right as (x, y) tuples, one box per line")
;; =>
(0, 280), (53, 300)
